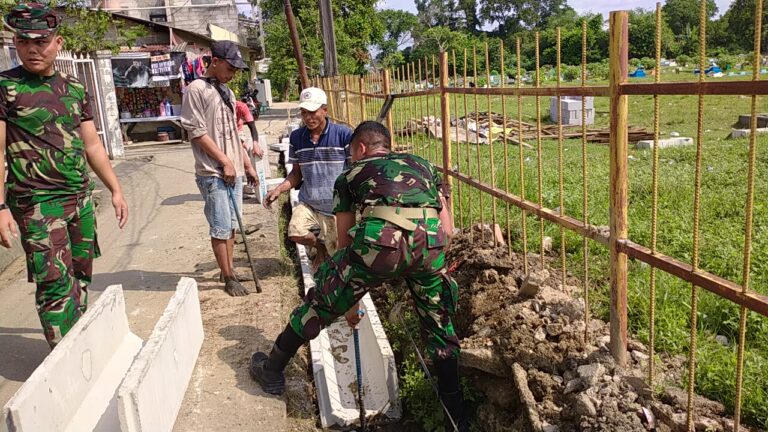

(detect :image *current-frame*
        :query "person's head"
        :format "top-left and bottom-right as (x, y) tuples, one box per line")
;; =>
(298, 87), (328, 132)
(207, 40), (248, 83)
(349, 121), (391, 162)
(4, 3), (63, 76)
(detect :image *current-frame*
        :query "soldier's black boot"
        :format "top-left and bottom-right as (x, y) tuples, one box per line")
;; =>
(435, 357), (469, 432)
(249, 325), (305, 395)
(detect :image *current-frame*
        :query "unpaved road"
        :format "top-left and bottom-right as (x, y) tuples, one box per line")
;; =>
(0, 103), (315, 431)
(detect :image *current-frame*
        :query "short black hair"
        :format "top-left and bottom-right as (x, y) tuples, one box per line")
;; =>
(350, 121), (391, 151)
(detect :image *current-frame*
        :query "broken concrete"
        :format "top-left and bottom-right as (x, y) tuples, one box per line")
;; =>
(118, 278), (203, 432)
(635, 137), (694, 149)
(2, 285), (142, 432)
(729, 127), (768, 139)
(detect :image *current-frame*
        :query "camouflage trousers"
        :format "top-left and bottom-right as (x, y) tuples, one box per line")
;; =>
(290, 217), (461, 360)
(10, 194), (100, 348)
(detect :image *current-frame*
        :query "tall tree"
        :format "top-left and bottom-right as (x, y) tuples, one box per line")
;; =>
(662, 0), (717, 39)
(479, 0), (570, 36)
(415, 0), (459, 29)
(628, 8), (678, 60)
(375, 10), (419, 68)
(716, 0), (768, 53)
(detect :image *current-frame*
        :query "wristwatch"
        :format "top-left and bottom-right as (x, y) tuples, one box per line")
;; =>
(0, 203), (8, 212)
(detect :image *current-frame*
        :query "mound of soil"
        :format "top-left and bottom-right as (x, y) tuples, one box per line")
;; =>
(445, 230), (752, 432)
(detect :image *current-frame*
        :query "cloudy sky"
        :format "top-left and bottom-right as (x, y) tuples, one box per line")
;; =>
(379, 0), (735, 19)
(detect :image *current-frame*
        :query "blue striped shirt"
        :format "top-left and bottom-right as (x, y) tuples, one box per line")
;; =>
(289, 119), (353, 215)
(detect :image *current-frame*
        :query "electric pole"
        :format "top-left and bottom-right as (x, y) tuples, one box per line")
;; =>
(284, 0), (309, 88)
(318, 0), (338, 77)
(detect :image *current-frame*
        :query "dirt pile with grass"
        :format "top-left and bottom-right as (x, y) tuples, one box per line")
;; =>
(448, 231), (753, 432)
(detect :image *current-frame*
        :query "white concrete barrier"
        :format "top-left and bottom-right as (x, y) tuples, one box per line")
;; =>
(118, 277), (203, 432)
(2, 285), (142, 432)
(289, 190), (401, 428)
(636, 137), (694, 149)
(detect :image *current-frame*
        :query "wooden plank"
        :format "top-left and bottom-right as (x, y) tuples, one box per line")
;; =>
(608, 11), (629, 367)
(620, 80), (768, 96)
(617, 240), (768, 318)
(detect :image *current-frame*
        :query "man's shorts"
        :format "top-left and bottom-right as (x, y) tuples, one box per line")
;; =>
(195, 175), (243, 240)
(288, 203), (338, 254)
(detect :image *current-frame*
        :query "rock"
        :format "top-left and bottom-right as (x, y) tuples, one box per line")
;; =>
(721, 418), (751, 432)
(574, 394), (597, 417)
(631, 350), (650, 363)
(534, 326), (547, 341)
(564, 379), (582, 395)
(627, 339), (647, 353)
(670, 131), (680, 137)
(473, 223), (506, 246)
(542, 236), (553, 253)
(694, 417), (722, 431)
(481, 269), (500, 284)
(546, 323), (564, 337)
(577, 363), (605, 386)
(715, 335), (728, 346)
(621, 376), (652, 398)
(662, 387), (725, 415)
(476, 326), (493, 338)
(542, 425), (560, 432)
(460, 347), (509, 377)
(520, 270), (550, 297)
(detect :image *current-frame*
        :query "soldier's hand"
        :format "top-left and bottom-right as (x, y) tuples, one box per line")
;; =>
(112, 192), (129, 229)
(263, 189), (279, 210)
(345, 304), (365, 328)
(0, 209), (18, 248)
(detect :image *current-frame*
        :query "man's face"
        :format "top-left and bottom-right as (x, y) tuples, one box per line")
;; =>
(15, 34), (62, 75)
(210, 58), (237, 83)
(300, 106), (327, 131)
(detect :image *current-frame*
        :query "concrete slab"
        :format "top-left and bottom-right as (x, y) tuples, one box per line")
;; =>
(729, 127), (768, 139)
(2, 285), (142, 432)
(289, 190), (401, 428)
(635, 137), (694, 149)
(118, 277), (203, 432)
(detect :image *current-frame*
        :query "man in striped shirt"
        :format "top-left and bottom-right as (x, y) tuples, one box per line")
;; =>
(263, 88), (352, 266)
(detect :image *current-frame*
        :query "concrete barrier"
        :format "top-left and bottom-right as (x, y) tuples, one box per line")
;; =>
(289, 190), (401, 428)
(2, 285), (142, 432)
(635, 137), (694, 149)
(118, 277), (203, 432)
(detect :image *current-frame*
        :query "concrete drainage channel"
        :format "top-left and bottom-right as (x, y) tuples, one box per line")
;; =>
(2, 278), (203, 432)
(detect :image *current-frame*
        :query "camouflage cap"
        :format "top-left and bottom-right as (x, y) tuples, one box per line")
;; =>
(3, 3), (61, 40)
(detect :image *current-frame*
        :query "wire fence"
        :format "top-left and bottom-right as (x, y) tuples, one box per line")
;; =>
(318, 3), (768, 430)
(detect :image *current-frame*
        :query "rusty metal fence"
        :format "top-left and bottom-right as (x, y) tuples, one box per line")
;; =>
(318, 3), (767, 430)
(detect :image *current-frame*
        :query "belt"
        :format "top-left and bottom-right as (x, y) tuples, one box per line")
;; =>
(361, 206), (439, 231)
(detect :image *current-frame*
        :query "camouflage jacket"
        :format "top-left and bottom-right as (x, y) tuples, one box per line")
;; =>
(333, 152), (446, 214)
(0, 66), (94, 206)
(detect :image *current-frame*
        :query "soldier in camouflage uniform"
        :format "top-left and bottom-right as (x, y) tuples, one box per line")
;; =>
(250, 121), (468, 430)
(0, 3), (129, 348)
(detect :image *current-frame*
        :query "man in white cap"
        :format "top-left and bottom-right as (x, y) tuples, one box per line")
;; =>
(263, 87), (352, 268)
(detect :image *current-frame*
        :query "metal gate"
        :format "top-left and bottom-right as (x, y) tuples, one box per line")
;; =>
(55, 51), (110, 154)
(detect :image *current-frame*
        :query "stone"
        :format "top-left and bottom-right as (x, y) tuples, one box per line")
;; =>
(730, 127), (768, 139)
(636, 137), (694, 149)
(621, 376), (652, 398)
(577, 363), (605, 386)
(546, 323), (564, 337)
(481, 269), (500, 284)
(519, 270), (550, 297)
(564, 379), (582, 395)
(543, 425), (560, 432)
(670, 131), (680, 137)
(460, 347), (508, 377)
(631, 350), (650, 362)
(574, 394), (597, 417)
(542, 236), (553, 253)
(715, 335), (728, 346)
(473, 223), (506, 246)
(534, 326), (547, 341)
(695, 417), (723, 431)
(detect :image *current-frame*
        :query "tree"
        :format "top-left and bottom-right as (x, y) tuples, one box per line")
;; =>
(628, 8), (678, 59)
(662, 0), (717, 39)
(716, 0), (768, 53)
(478, 0), (570, 36)
(375, 10), (419, 68)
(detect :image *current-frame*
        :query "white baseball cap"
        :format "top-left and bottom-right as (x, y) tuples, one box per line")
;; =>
(298, 87), (328, 112)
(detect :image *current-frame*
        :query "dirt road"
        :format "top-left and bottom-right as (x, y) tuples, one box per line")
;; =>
(0, 103), (312, 431)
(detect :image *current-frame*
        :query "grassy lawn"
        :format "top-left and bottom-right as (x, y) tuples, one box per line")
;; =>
(379, 75), (768, 427)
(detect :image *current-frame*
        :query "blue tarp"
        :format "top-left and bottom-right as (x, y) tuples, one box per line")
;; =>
(629, 68), (646, 78)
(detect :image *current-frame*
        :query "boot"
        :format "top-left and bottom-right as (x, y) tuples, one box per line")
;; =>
(440, 390), (469, 432)
(249, 325), (305, 395)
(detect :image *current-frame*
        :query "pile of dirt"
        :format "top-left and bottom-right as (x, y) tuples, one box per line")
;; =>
(446, 230), (752, 432)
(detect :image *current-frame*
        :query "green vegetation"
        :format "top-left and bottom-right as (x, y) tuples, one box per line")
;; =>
(385, 78), (768, 426)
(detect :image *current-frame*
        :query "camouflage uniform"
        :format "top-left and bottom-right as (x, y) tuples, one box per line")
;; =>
(290, 152), (461, 361)
(1, 66), (99, 347)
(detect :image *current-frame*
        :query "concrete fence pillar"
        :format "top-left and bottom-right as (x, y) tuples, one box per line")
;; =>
(92, 50), (124, 159)
(0, 31), (16, 72)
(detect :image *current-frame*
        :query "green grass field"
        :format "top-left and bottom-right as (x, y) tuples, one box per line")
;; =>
(374, 72), (768, 426)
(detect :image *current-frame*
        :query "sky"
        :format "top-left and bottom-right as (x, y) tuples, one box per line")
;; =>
(379, 0), (735, 20)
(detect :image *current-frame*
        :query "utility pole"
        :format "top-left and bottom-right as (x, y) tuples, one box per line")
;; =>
(254, 0), (266, 58)
(318, 0), (338, 77)
(284, 0), (309, 88)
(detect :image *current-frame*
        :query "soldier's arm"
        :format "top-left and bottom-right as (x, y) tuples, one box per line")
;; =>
(82, 120), (128, 229)
(335, 211), (355, 249)
(0, 120), (19, 248)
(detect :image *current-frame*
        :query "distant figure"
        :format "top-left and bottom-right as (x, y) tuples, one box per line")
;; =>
(124, 61), (150, 88)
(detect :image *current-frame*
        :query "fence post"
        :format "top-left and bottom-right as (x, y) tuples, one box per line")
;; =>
(608, 11), (629, 367)
(439, 52), (452, 208)
(359, 76), (366, 122)
(381, 69), (394, 139)
(343, 75), (352, 125)
(325, 77), (336, 121)
(92, 50), (124, 159)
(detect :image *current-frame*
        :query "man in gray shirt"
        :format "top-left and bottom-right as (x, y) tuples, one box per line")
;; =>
(182, 41), (259, 296)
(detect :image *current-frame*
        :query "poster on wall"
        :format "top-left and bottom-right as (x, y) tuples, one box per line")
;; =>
(112, 53), (151, 88)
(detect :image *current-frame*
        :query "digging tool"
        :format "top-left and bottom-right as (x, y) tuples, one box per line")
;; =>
(353, 309), (366, 431)
(227, 185), (263, 293)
